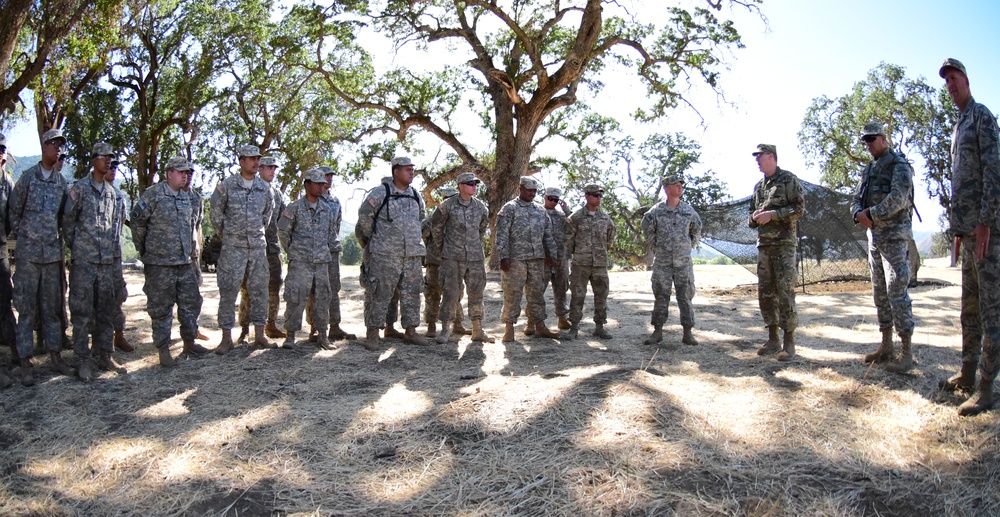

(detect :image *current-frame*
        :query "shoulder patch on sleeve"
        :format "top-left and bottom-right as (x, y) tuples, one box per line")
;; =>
(68, 189), (77, 201)
(368, 198), (377, 207)
(216, 183), (226, 194)
(282, 208), (294, 219)
(497, 208), (506, 217)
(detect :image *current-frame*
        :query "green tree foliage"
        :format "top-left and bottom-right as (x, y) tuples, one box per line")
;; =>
(798, 62), (957, 218)
(61, 83), (133, 180)
(340, 232), (361, 265)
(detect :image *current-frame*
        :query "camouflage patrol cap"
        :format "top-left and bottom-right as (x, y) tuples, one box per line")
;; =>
(438, 187), (459, 199)
(236, 144), (261, 157)
(165, 156), (193, 172)
(455, 172), (481, 184)
(583, 183), (604, 195)
(751, 144), (776, 157)
(862, 122), (886, 138)
(41, 128), (66, 144)
(109, 156), (120, 167)
(544, 187), (562, 197)
(663, 174), (684, 185)
(318, 166), (335, 176)
(303, 168), (328, 184)
(519, 176), (541, 190)
(390, 156), (413, 168)
(259, 156), (279, 167)
(939, 58), (967, 78)
(91, 142), (114, 157)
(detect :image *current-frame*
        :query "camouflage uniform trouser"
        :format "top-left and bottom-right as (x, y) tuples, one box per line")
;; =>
(440, 258), (486, 322)
(307, 255), (344, 328)
(69, 262), (116, 356)
(361, 249), (401, 326)
(569, 264), (610, 325)
(363, 254), (423, 329)
(144, 264), (203, 349)
(425, 263), (464, 324)
(501, 258), (547, 324)
(217, 246), (268, 329)
(543, 258), (570, 318)
(285, 261), (331, 334)
(240, 252), (282, 327)
(869, 238), (914, 336)
(13, 259), (63, 357)
(650, 264), (696, 328)
(757, 245), (798, 331)
(112, 257), (127, 332)
(0, 256), (16, 356)
(959, 234), (1000, 380)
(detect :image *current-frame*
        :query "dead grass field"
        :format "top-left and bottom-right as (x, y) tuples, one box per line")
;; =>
(0, 259), (997, 516)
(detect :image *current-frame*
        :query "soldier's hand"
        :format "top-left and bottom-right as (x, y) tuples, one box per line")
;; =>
(500, 258), (511, 272)
(974, 223), (991, 262)
(856, 209), (873, 229)
(751, 209), (773, 225)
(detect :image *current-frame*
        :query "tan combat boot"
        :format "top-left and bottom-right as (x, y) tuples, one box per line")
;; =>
(114, 329), (135, 353)
(159, 346), (176, 367)
(404, 326), (429, 346)
(863, 328), (894, 364)
(563, 324), (579, 340)
(682, 326), (698, 346)
(425, 321), (437, 338)
(363, 327), (381, 351)
(265, 321), (286, 339)
(523, 317), (535, 336)
(644, 326), (663, 345)
(436, 322), (453, 344)
(95, 349), (127, 374)
(885, 334), (913, 373)
(940, 360), (978, 392)
(236, 324), (250, 344)
(384, 325), (405, 339)
(502, 322), (515, 342)
(593, 324), (613, 339)
(453, 321), (472, 336)
(183, 339), (211, 356)
(17, 358), (35, 387)
(471, 320), (495, 343)
(533, 320), (560, 339)
(254, 324), (277, 349)
(317, 332), (335, 351)
(215, 328), (234, 355)
(557, 315), (571, 330)
(77, 354), (94, 382)
(281, 331), (296, 349)
(776, 330), (795, 361)
(197, 330), (210, 341)
(757, 326), (781, 356)
(958, 375), (995, 417)
(49, 351), (75, 377)
(329, 324), (356, 341)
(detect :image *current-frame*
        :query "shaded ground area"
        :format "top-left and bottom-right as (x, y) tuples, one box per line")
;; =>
(0, 259), (997, 516)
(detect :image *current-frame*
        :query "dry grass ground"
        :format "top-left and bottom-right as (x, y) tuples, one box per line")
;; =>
(0, 259), (997, 516)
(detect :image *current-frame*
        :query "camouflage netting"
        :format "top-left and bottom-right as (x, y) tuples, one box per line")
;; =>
(696, 180), (870, 286)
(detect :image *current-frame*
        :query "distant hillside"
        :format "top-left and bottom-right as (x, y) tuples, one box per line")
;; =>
(7, 154), (81, 182)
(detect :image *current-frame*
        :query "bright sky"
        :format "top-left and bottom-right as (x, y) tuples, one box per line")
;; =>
(4, 0), (998, 232)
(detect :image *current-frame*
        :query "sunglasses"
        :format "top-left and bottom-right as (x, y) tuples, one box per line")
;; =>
(862, 135), (878, 143)
(587, 192), (603, 198)
(461, 181), (478, 186)
(45, 140), (66, 147)
(545, 196), (560, 202)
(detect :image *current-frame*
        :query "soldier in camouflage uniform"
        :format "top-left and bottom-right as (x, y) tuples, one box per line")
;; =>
(422, 187), (467, 338)
(131, 157), (211, 367)
(102, 155), (135, 353)
(210, 144), (275, 354)
(304, 166), (355, 342)
(563, 184), (618, 340)
(640, 175), (703, 346)
(749, 144), (805, 361)
(0, 135), (14, 388)
(937, 59), (1000, 416)
(851, 122), (916, 372)
(357, 175), (407, 339)
(183, 175), (211, 341)
(542, 187), (572, 331)
(9, 129), (72, 385)
(431, 172), (494, 344)
(63, 142), (128, 381)
(277, 168), (339, 349)
(356, 157), (428, 350)
(495, 176), (559, 342)
(237, 155), (286, 342)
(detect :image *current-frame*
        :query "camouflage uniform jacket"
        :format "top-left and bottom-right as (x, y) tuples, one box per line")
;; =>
(356, 182), (425, 257)
(850, 148), (914, 241)
(430, 195), (488, 262)
(63, 176), (117, 265)
(265, 184), (288, 256)
(564, 207), (617, 267)
(209, 173), (274, 249)
(111, 183), (127, 259)
(189, 188), (204, 258)
(129, 182), (197, 266)
(9, 163), (68, 263)
(421, 214), (440, 266)
(748, 167), (805, 247)
(494, 197), (556, 261)
(949, 96), (1000, 235)
(641, 200), (702, 268)
(277, 198), (335, 264)
(546, 207), (569, 261)
(0, 170), (13, 246)
(321, 193), (343, 253)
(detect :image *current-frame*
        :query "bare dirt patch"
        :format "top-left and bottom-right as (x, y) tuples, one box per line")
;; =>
(0, 259), (996, 516)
